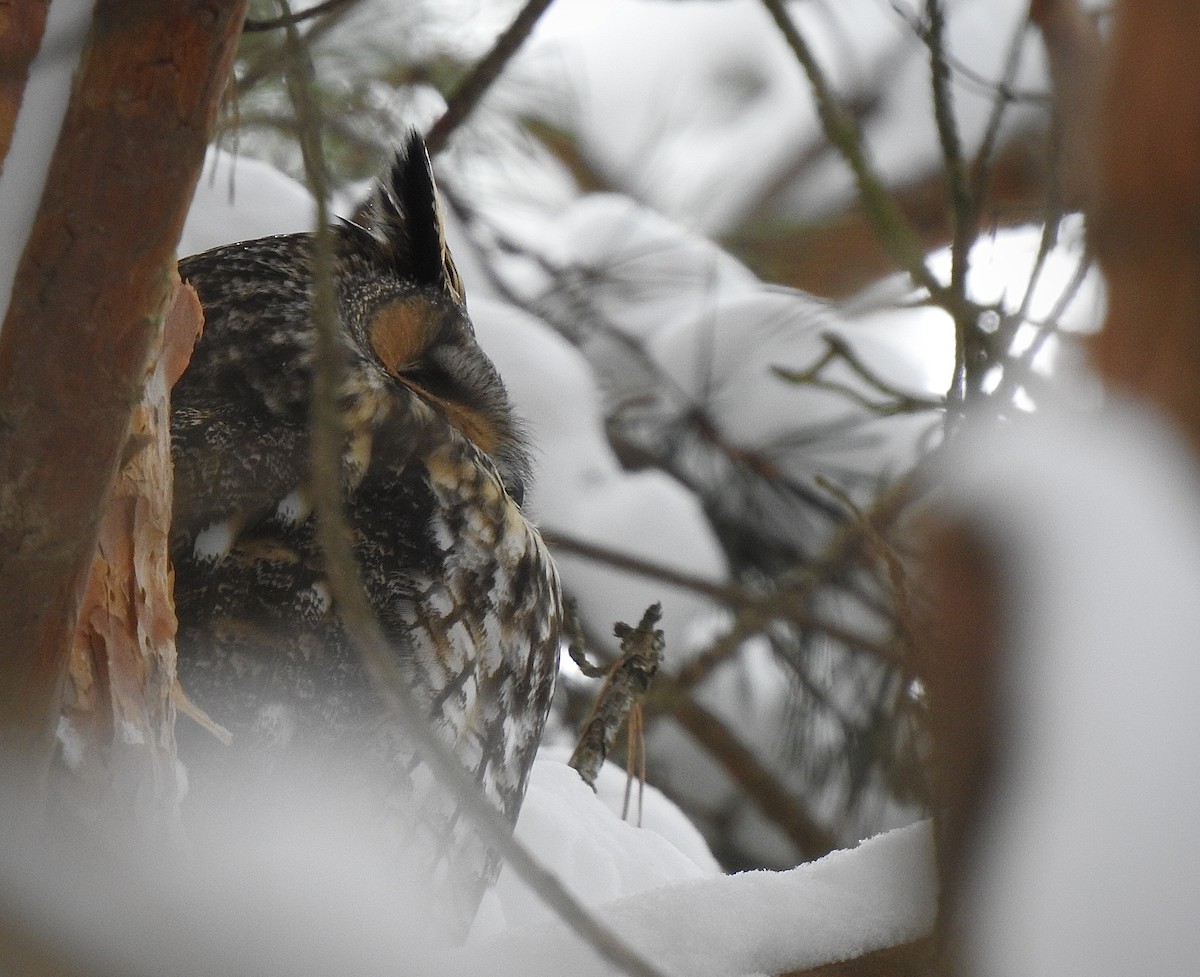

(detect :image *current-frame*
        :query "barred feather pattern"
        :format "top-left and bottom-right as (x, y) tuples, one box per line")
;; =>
(171, 132), (561, 930)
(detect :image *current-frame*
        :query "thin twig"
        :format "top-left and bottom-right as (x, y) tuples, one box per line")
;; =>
(244, 0), (356, 32)
(924, 0), (980, 407)
(564, 596), (607, 678)
(425, 0), (557, 154)
(969, 18), (1033, 209)
(927, 0), (973, 294)
(279, 12), (671, 977)
(814, 476), (918, 662)
(544, 531), (742, 606)
(543, 531), (903, 670)
(888, 1), (1049, 106)
(773, 332), (945, 415)
(759, 0), (944, 300)
(992, 248), (1093, 407)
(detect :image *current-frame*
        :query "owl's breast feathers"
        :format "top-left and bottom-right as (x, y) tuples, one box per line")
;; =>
(170, 133), (561, 923)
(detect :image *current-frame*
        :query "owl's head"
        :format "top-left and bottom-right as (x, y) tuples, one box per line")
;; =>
(340, 131), (530, 503)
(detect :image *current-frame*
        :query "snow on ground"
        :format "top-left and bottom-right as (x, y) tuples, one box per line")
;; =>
(453, 816), (935, 977)
(477, 749), (722, 937)
(0, 748), (934, 976)
(935, 400), (1200, 977)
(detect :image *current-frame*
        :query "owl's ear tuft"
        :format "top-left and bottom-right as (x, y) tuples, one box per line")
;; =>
(366, 129), (465, 302)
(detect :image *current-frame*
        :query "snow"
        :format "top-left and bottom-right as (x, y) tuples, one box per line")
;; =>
(935, 400), (1200, 977)
(646, 287), (942, 478)
(179, 146), (318, 256)
(480, 751), (721, 936)
(452, 818), (935, 977)
(0, 748), (934, 976)
(54, 716), (84, 772)
(517, 0), (1049, 231)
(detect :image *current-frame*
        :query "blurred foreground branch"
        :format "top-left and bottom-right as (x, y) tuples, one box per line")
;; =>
(282, 15), (671, 976)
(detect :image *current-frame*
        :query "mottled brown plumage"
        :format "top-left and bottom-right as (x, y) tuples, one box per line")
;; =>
(171, 132), (561, 927)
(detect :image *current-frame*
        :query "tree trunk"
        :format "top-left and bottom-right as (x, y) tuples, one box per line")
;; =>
(0, 0), (246, 802)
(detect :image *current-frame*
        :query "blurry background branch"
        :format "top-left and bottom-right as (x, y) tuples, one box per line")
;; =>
(759, 0), (945, 300)
(425, 0), (557, 154)
(244, 0), (359, 33)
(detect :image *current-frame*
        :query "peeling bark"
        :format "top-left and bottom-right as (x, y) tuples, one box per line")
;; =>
(59, 279), (202, 828)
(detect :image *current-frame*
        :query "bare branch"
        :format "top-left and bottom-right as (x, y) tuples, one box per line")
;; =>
(545, 531), (740, 605)
(544, 531), (905, 671)
(244, 0), (358, 32)
(425, 0), (557, 154)
(664, 686), (838, 859)
(773, 332), (945, 415)
(926, 0), (973, 295)
(759, 0), (944, 299)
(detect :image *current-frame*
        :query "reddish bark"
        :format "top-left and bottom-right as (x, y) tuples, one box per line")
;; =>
(0, 0), (246, 770)
(1028, 0), (1105, 211)
(1090, 1), (1200, 450)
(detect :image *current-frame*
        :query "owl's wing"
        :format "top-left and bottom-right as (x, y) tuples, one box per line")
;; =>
(171, 400), (310, 544)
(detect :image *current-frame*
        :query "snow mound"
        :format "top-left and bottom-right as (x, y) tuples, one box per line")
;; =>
(936, 400), (1200, 977)
(180, 147), (316, 256)
(454, 819), (935, 977)
(483, 751), (720, 935)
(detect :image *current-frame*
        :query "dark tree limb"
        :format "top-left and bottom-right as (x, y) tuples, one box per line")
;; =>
(0, 0), (247, 770)
(425, 0), (556, 154)
(664, 688), (838, 860)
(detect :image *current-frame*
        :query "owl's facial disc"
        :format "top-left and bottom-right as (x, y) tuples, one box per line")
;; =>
(368, 294), (506, 461)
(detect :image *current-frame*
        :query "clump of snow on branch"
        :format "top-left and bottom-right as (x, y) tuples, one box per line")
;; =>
(936, 401), (1200, 977)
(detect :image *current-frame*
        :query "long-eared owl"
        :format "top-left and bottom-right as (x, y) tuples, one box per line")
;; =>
(171, 131), (561, 928)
